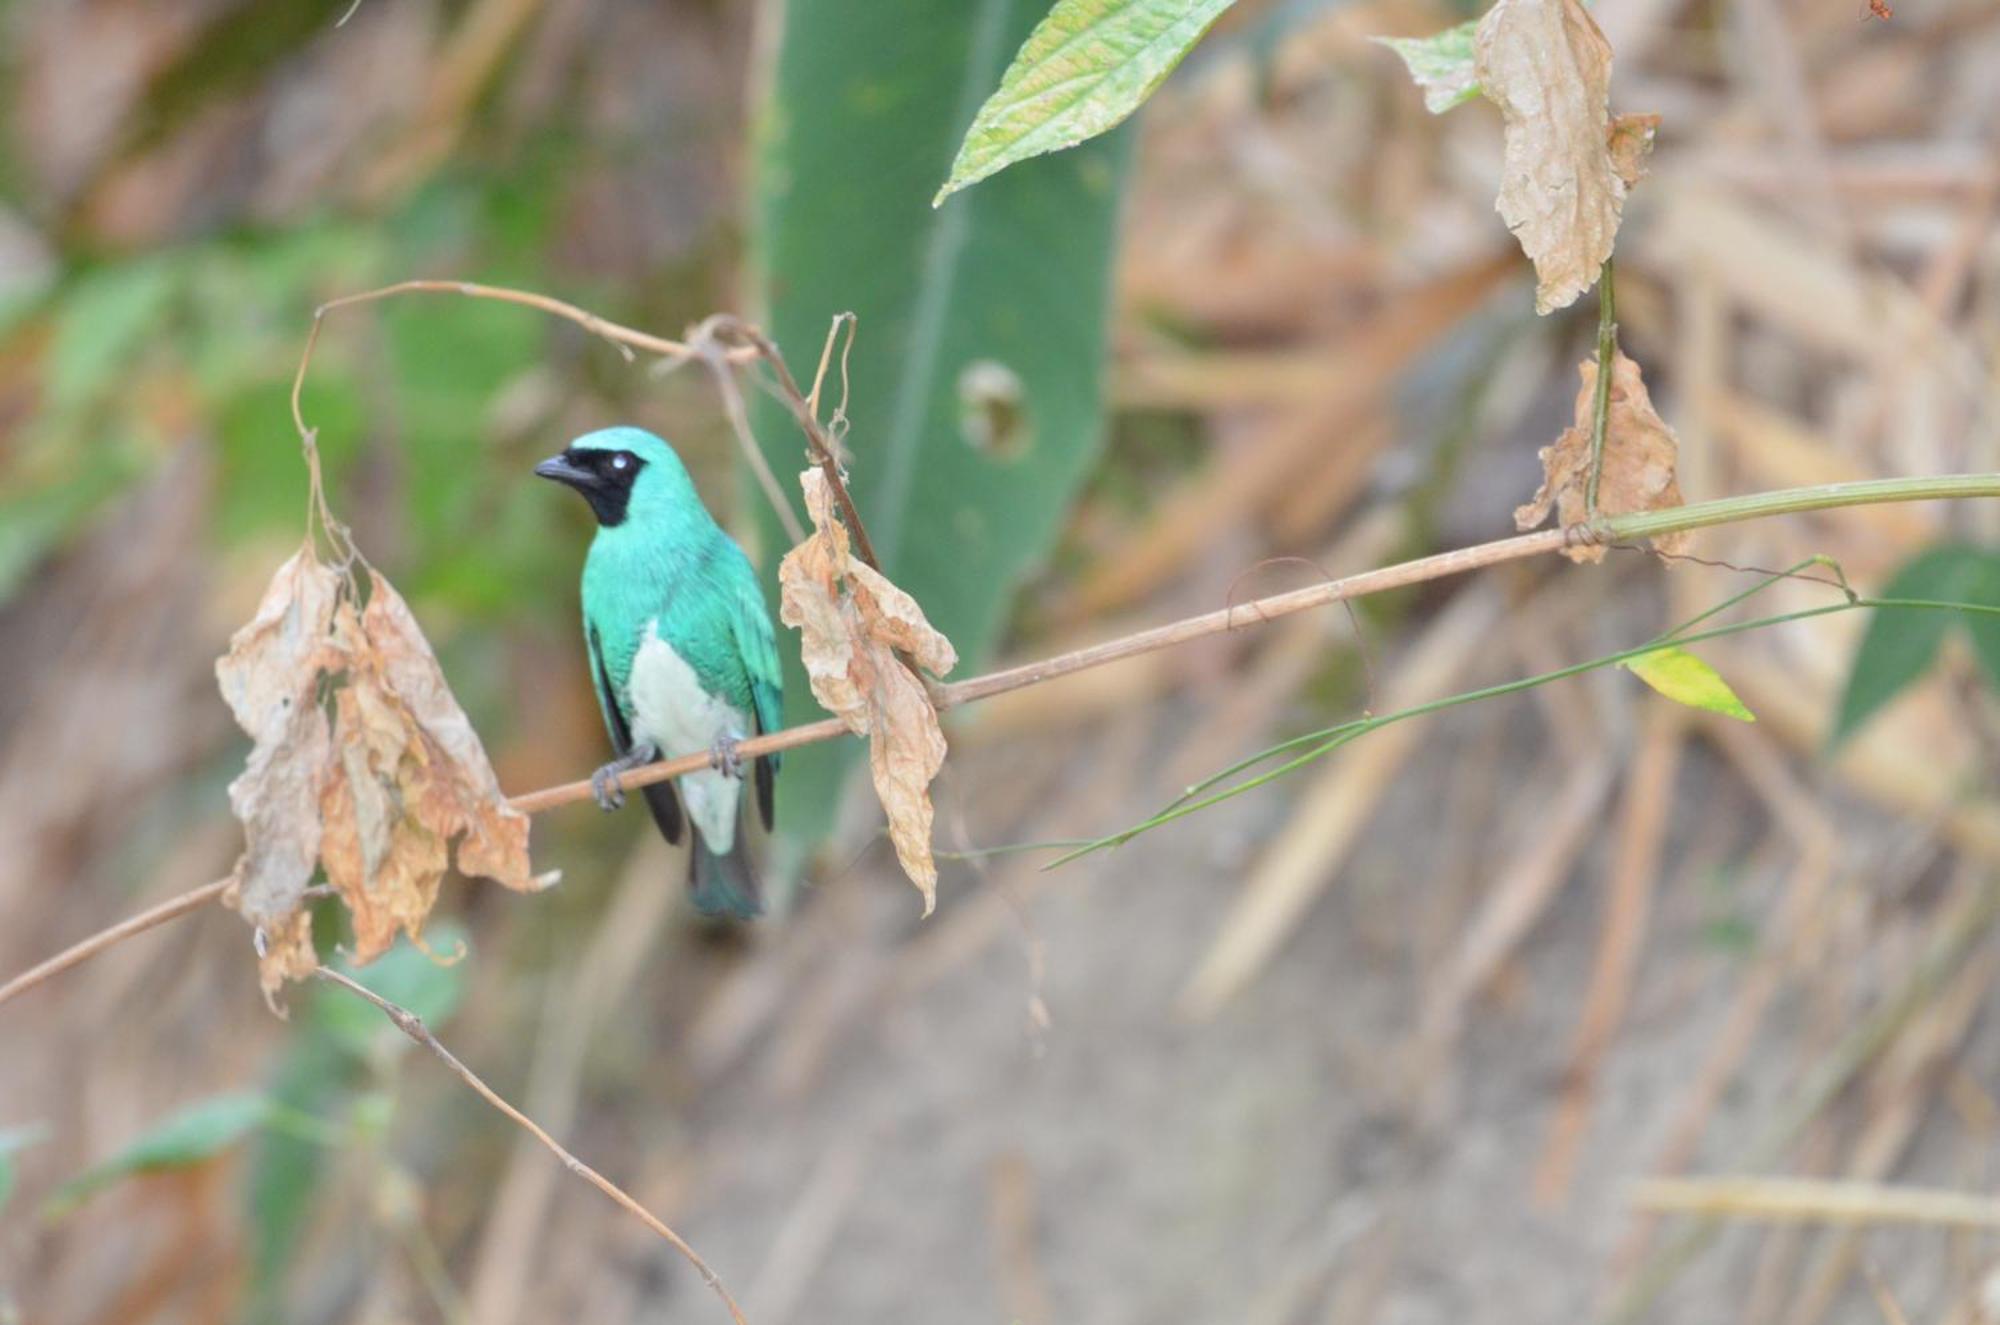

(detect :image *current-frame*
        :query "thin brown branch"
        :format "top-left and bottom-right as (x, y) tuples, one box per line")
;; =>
(0, 878), (229, 1008)
(7, 475), (1998, 1004)
(701, 315), (886, 574)
(289, 284), (863, 576)
(688, 320), (808, 547)
(314, 966), (750, 1325)
(514, 525), (1574, 813)
(291, 280), (751, 442)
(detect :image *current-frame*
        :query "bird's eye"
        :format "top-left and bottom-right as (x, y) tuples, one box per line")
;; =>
(610, 453), (631, 471)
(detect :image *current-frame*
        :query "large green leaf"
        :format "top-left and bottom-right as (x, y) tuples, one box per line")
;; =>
(46, 1092), (271, 1218)
(750, 0), (1132, 847)
(936, 0), (1233, 203)
(1833, 544), (2000, 746)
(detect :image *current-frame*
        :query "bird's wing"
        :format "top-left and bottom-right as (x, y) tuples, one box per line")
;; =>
(729, 562), (784, 831)
(589, 621), (683, 845)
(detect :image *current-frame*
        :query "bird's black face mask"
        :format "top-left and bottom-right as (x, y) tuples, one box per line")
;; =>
(534, 448), (646, 527)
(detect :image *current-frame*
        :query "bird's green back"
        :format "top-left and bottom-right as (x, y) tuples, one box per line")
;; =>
(569, 430), (781, 746)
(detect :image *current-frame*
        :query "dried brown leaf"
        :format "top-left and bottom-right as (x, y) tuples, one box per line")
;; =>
(778, 470), (958, 911)
(216, 545), (342, 931)
(1607, 112), (1661, 190)
(360, 572), (541, 894)
(1474, 0), (1622, 313)
(315, 577), (550, 964)
(1514, 349), (1688, 564)
(218, 547), (550, 986)
(257, 911), (320, 1008)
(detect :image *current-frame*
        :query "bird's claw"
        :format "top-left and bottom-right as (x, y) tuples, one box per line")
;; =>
(708, 734), (744, 779)
(590, 763), (627, 811)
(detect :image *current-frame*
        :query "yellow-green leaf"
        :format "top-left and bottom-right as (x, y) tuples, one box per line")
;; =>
(935, 0), (1236, 205)
(1623, 646), (1755, 721)
(1374, 19), (1482, 114)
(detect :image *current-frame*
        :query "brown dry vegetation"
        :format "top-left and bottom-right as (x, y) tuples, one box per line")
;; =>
(3, 1), (2000, 1323)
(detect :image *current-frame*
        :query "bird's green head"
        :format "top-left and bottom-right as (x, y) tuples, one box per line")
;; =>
(533, 426), (703, 529)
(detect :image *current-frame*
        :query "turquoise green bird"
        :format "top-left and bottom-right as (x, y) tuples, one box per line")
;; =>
(535, 427), (781, 918)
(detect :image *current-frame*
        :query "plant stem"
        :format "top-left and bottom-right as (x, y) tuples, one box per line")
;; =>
(1602, 474), (2000, 541)
(1585, 257), (1618, 518)
(1047, 592), (2000, 865)
(506, 471), (2000, 814)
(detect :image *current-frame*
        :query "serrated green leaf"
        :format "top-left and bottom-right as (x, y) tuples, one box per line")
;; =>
(1832, 544), (1998, 746)
(46, 1092), (270, 1218)
(1623, 646), (1755, 722)
(1373, 19), (1482, 114)
(936, 0), (1233, 204)
(753, 0), (1131, 850)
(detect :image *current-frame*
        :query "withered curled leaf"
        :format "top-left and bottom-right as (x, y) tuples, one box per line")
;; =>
(359, 573), (541, 895)
(216, 545), (341, 996)
(1474, 0), (1622, 313)
(218, 550), (550, 992)
(778, 470), (957, 912)
(319, 575), (549, 964)
(1514, 349), (1689, 564)
(1607, 112), (1661, 190)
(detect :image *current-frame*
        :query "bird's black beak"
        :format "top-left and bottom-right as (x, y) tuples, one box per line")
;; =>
(534, 453), (595, 490)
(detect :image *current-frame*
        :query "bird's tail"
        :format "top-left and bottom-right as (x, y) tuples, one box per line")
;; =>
(689, 836), (763, 920)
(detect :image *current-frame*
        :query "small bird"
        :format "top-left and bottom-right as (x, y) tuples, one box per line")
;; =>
(535, 427), (781, 918)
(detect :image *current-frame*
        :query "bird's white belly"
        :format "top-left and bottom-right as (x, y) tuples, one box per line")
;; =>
(627, 625), (747, 852)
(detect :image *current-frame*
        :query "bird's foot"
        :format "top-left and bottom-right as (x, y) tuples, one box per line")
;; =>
(708, 733), (744, 780)
(590, 764), (625, 811)
(591, 741), (658, 812)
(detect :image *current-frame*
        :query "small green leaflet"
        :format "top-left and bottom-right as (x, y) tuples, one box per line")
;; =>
(1832, 543), (2000, 746)
(45, 1092), (271, 1218)
(936, 0), (1236, 205)
(1374, 18), (1482, 114)
(1623, 646), (1755, 722)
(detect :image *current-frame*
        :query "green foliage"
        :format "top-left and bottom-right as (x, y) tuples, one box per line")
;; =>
(45, 1092), (272, 1219)
(936, 0), (1235, 203)
(1374, 18), (1483, 113)
(1623, 646), (1755, 722)
(0, 225), (386, 604)
(751, 0), (1132, 845)
(48, 257), (184, 410)
(248, 924), (469, 1322)
(1832, 544), (2000, 745)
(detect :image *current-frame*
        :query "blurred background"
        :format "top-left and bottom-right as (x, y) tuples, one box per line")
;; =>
(3, 0), (2000, 1321)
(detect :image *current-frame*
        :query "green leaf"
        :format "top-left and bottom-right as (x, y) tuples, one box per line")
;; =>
(937, 0), (1233, 203)
(1956, 553), (2000, 694)
(246, 1038), (349, 1321)
(752, 0), (1132, 847)
(46, 1092), (270, 1218)
(1623, 646), (1755, 722)
(48, 257), (184, 411)
(1374, 18), (1482, 114)
(1832, 544), (1999, 746)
